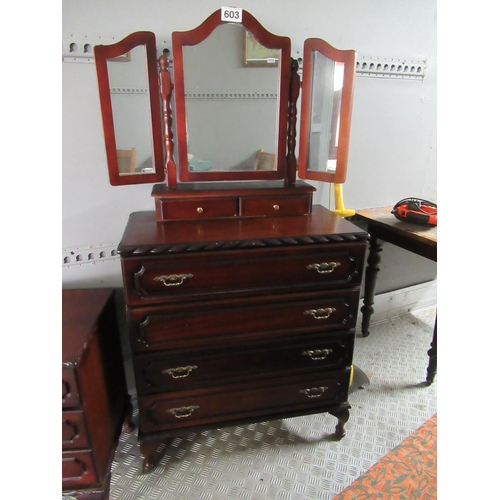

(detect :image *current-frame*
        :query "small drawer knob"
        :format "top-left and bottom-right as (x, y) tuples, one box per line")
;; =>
(197, 207), (204, 213)
(273, 204), (280, 210)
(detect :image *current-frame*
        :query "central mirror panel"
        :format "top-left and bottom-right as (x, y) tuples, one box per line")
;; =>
(172, 9), (291, 182)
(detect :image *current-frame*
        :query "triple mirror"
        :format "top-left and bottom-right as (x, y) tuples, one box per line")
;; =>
(94, 8), (356, 189)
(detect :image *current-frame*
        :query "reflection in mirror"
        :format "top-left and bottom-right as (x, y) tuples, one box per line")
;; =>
(107, 45), (155, 176)
(182, 24), (279, 173)
(307, 52), (344, 174)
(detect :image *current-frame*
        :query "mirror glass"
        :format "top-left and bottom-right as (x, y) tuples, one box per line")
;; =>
(298, 38), (355, 185)
(107, 45), (155, 176)
(172, 10), (291, 183)
(181, 24), (280, 174)
(306, 52), (344, 174)
(94, 31), (164, 186)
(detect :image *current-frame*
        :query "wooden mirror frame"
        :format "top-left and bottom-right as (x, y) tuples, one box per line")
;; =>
(172, 9), (292, 183)
(298, 38), (356, 185)
(94, 31), (165, 186)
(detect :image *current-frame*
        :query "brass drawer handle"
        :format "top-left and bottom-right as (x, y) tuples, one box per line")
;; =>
(154, 273), (193, 287)
(273, 204), (280, 210)
(304, 307), (336, 320)
(197, 207), (204, 213)
(302, 349), (333, 361)
(166, 405), (199, 419)
(307, 262), (341, 274)
(299, 386), (328, 398)
(162, 365), (198, 379)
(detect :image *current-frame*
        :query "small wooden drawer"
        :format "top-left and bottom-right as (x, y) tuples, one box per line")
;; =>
(128, 290), (359, 352)
(138, 369), (350, 433)
(155, 197), (238, 221)
(134, 332), (353, 394)
(239, 194), (312, 217)
(62, 411), (89, 450)
(122, 243), (365, 306)
(62, 369), (80, 408)
(62, 450), (97, 488)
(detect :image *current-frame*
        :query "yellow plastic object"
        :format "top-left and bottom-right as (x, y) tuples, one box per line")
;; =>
(330, 183), (355, 218)
(349, 364), (354, 386)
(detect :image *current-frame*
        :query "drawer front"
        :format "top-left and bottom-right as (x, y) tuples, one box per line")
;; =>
(138, 369), (350, 433)
(134, 332), (354, 395)
(122, 243), (365, 306)
(239, 194), (312, 217)
(62, 410), (90, 450)
(156, 197), (238, 221)
(62, 368), (80, 408)
(62, 450), (97, 488)
(128, 290), (359, 352)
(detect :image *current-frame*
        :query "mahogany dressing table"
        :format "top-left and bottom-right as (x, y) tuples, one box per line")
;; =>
(94, 8), (367, 471)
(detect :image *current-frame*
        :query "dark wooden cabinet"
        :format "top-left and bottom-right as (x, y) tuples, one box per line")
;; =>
(62, 289), (134, 500)
(118, 206), (368, 471)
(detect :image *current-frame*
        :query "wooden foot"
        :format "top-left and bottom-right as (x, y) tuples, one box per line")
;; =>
(139, 436), (172, 473)
(329, 408), (350, 440)
(122, 395), (135, 433)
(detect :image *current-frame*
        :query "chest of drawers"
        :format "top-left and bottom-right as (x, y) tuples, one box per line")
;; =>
(62, 289), (134, 499)
(118, 206), (368, 471)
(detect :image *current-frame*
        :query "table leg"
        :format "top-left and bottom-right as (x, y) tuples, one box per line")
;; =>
(426, 315), (437, 385)
(360, 232), (383, 337)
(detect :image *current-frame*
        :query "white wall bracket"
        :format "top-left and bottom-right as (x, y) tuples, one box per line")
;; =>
(62, 243), (119, 268)
(356, 55), (426, 80)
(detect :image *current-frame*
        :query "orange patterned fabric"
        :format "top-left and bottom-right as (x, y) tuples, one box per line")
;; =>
(333, 414), (437, 500)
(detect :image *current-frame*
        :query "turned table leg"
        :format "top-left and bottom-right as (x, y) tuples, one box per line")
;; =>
(360, 232), (382, 337)
(426, 315), (437, 385)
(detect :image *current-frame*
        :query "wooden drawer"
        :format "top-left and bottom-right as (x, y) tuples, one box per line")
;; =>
(62, 368), (80, 408)
(138, 369), (350, 433)
(128, 289), (359, 352)
(155, 197), (238, 221)
(134, 332), (354, 395)
(122, 243), (365, 306)
(62, 410), (89, 450)
(62, 450), (97, 488)
(239, 194), (312, 217)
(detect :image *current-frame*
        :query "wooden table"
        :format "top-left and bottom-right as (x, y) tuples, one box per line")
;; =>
(355, 206), (437, 384)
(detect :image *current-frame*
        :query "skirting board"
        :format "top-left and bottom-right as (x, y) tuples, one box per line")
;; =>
(356, 280), (437, 330)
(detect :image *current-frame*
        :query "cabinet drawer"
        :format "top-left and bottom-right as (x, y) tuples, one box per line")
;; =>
(134, 332), (354, 394)
(122, 243), (365, 306)
(62, 368), (80, 408)
(138, 369), (350, 433)
(239, 194), (312, 217)
(128, 290), (359, 352)
(62, 450), (97, 488)
(62, 410), (89, 450)
(156, 197), (238, 221)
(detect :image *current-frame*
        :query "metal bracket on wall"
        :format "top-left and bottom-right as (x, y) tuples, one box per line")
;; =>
(62, 35), (119, 63)
(355, 55), (426, 80)
(62, 243), (119, 268)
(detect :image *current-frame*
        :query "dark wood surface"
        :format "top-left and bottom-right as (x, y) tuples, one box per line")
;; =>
(120, 205), (368, 471)
(119, 204), (368, 251)
(355, 206), (437, 384)
(62, 289), (134, 499)
(356, 206), (436, 261)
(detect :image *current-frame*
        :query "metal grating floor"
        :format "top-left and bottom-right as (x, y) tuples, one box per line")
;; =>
(107, 307), (437, 500)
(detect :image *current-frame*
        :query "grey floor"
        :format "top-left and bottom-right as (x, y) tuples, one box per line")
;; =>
(108, 306), (437, 500)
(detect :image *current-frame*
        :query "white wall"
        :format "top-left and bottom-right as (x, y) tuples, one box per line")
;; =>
(62, 0), (437, 290)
